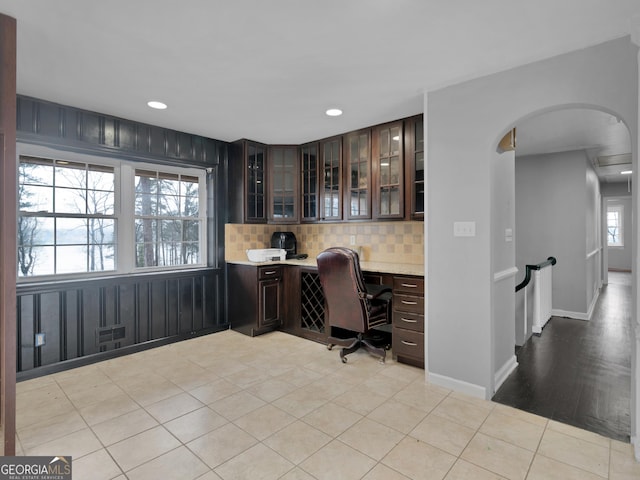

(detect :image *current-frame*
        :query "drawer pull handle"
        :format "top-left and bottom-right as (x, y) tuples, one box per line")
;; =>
(401, 300), (418, 305)
(401, 340), (418, 347)
(400, 317), (418, 323)
(263, 271), (277, 275)
(401, 283), (418, 288)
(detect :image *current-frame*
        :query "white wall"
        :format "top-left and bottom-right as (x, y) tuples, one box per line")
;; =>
(585, 157), (602, 317)
(515, 150), (590, 338)
(426, 37), (638, 403)
(491, 148), (516, 389)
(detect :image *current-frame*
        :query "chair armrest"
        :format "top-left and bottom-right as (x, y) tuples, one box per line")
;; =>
(365, 283), (392, 300)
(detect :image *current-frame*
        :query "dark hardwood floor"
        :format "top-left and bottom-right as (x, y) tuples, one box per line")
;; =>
(492, 271), (632, 442)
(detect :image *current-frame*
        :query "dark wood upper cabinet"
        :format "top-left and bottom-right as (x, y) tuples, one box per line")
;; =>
(404, 115), (424, 220)
(268, 145), (299, 223)
(301, 143), (319, 222)
(229, 139), (267, 223)
(319, 137), (342, 222)
(372, 121), (404, 219)
(344, 129), (372, 220)
(230, 115), (424, 225)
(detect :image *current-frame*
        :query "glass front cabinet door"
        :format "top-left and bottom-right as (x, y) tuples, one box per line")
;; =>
(345, 130), (371, 220)
(268, 145), (299, 223)
(372, 121), (404, 219)
(320, 137), (342, 221)
(404, 115), (424, 219)
(301, 143), (319, 222)
(246, 141), (267, 222)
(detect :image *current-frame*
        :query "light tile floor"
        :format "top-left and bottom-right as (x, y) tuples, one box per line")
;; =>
(14, 330), (640, 480)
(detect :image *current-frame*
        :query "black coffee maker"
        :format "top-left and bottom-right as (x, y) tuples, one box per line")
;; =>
(270, 231), (297, 259)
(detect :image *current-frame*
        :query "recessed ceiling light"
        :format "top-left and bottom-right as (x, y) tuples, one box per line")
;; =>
(621, 170), (632, 175)
(147, 101), (168, 110)
(325, 108), (342, 117)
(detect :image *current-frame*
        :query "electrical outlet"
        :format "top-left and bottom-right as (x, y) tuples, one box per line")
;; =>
(349, 235), (356, 245)
(35, 333), (45, 347)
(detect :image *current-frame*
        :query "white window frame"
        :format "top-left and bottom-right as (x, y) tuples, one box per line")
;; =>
(607, 204), (624, 248)
(16, 143), (208, 282)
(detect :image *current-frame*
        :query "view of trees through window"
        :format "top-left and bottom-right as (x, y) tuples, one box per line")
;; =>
(18, 156), (115, 277)
(607, 205), (623, 247)
(18, 155), (204, 278)
(134, 170), (201, 268)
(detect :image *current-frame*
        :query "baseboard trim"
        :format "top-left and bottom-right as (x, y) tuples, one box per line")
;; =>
(586, 287), (600, 320)
(428, 372), (487, 399)
(494, 355), (518, 393)
(550, 288), (601, 322)
(551, 308), (589, 321)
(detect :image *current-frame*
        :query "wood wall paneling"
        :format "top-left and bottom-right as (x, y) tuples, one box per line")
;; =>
(16, 270), (226, 378)
(16, 95), (223, 167)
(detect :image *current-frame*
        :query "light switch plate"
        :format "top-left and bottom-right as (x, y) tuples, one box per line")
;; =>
(35, 333), (45, 347)
(453, 221), (476, 237)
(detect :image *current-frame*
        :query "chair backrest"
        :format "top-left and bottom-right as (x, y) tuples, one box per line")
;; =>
(316, 247), (368, 333)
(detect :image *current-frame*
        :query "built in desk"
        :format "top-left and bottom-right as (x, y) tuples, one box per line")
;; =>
(226, 258), (425, 368)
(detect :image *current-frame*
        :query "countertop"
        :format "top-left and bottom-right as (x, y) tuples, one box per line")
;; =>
(226, 257), (424, 277)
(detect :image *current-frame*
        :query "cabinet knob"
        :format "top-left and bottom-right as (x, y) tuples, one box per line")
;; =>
(401, 300), (418, 305)
(264, 270), (277, 275)
(400, 317), (417, 323)
(401, 283), (418, 288)
(401, 340), (418, 347)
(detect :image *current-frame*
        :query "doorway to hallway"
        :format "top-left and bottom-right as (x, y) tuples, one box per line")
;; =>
(493, 271), (632, 442)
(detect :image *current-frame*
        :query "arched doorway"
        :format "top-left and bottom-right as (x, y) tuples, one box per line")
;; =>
(491, 106), (633, 441)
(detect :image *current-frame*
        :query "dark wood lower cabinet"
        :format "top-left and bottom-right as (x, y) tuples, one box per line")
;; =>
(229, 262), (425, 369)
(228, 264), (282, 336)
(391, 275), (425, 368)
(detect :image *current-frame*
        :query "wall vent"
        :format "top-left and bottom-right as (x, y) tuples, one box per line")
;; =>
(96, 326), (126, 345)
(596, 153), (632, 167)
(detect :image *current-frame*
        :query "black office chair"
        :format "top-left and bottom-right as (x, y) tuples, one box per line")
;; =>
(316, 247), (392, 363)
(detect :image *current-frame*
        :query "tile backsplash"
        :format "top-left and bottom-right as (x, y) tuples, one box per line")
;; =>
(225, 221), (424, 265)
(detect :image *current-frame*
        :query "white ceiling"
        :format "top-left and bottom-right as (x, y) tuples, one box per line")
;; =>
(0, 1), (639, 160)
(517, 109), (632, 183)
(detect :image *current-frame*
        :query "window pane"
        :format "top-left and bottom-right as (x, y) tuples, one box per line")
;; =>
(159, 194), (180, 216)
(607, 206), (623, 246)
(136, 243), (157, 268)
(18, 216), (53, 247)
(18, 246), (54, 277)
(55, 162), (86, 189)
(87, 165), (115, 192)
(55, 187), (86, 214)
(57, 245), (87, 273)
(20, 185), (53, 212)
(56, 218), (87, 245)
(19, 159), (54, 186)
(161, 219), (182, 242)
(136, 193), (157, 216)
(89, 244), (115, 272)
(89, 219), (115, 244)
(183, 220), (200, 242)
(136, 219), (157, 243)
(87, 190), (115, 215)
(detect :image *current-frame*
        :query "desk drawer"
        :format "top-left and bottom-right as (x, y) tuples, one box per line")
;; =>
(258, 266), (282, 280)
(392, 327), (424, 359)
(393, 293), (424, 314)
(393, 311), (424, 332)
(393, 276), (424, 295)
